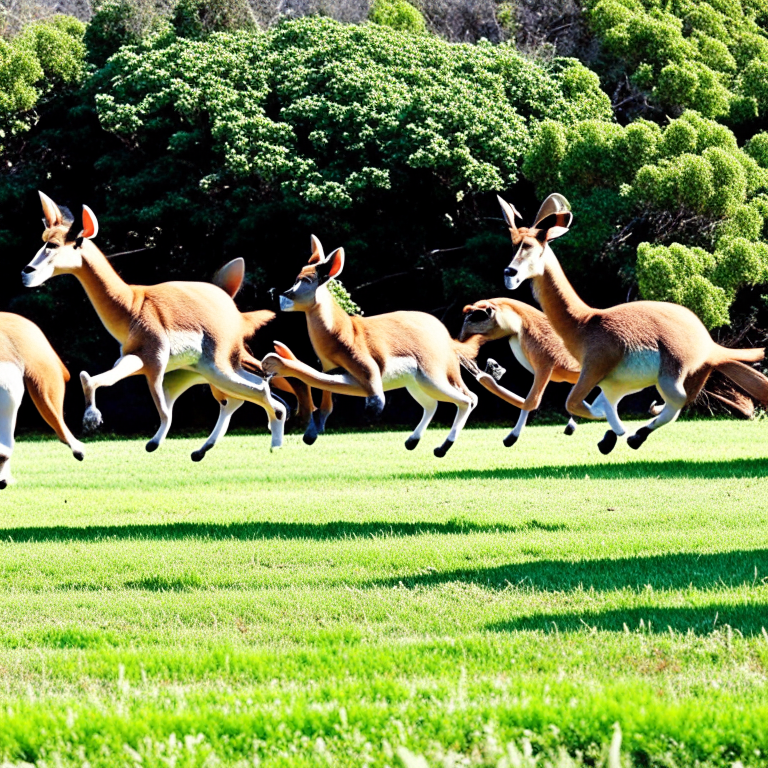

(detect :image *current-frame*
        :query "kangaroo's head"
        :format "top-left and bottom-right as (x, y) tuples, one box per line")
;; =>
(459, 300), (503, 342)
(498, 193), (572, 291)
(22, 192), (100, 288)
(279, 235), (345, 312)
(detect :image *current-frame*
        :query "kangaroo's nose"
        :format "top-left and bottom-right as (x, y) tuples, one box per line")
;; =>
(504, 266), (517, 278)
(22, 265), (36, 274)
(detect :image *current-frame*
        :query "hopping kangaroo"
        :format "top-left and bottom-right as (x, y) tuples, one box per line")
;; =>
(22, 193), (288, 454)
(499, 193), (768, 453)
(0, 313), (84, 487)
(459, 297), (585, 444)
(261, 236), (478, 457)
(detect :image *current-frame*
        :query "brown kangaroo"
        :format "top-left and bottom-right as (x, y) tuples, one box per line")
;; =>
(498, 193), (768, 453)
(22, 193), (289, 455)
(459, 297), (583, 443)
(0, 313), (84, 487)
(261, 236), (478, 456)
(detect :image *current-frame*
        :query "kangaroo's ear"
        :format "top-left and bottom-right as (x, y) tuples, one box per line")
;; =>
(39, 191), (63, 229)
(533, 194), (572, 240)
(214, 257), (245, 298)
(318, 247), (345, 284)
(81, 206), (99, 239)
(309, 234), (325, 265)
(497, 196), (522, 230)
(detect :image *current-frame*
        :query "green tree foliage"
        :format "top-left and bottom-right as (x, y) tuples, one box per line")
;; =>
(368, 0), (427, 34)
(583, 0), (768, 123)
(0, 15), (85, 146)
(95, 17), (611, 206)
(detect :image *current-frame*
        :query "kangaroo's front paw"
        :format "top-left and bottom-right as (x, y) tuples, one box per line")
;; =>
(262, 353), (289, 377)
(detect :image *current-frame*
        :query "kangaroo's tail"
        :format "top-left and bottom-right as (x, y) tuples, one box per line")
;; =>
(712, 345), (765, 365)
(715, 360), (768, 406)
(707, 384), (755, 419)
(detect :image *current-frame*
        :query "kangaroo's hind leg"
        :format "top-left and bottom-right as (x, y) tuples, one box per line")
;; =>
(191, 386), (245, 462)
(0, 365), (24, 488)
(26, 369), (84, 461)
(627, 369), (699, 450)
(404, 382), (439, 451)
(418, 371), (477, 458)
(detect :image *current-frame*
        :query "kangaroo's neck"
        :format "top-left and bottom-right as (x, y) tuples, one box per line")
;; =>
(74, 246), (137, 342)
(305, 285), (354, 349)
(531, 249), (593, 356)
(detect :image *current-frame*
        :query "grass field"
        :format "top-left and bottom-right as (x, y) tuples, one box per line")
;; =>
(1, 419), (768, 767)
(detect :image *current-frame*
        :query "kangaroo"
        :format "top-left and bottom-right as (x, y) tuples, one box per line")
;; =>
(499, 193), (768, 453)
(261, 236), (478, 457)
(0, 313), (84, 487)
(22, 193), (288, 454)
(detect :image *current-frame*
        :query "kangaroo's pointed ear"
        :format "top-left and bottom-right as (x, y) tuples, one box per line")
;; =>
(214, 257), (245, 298)
(326, 247), (344, 279)
(497, 196), (522, 230)
(81, 206), (99, 239)
(318, 247), (345, 284)
(533, 194), (572, 240)
(39, 191), (63, 229)
(309, 234), (325, 265)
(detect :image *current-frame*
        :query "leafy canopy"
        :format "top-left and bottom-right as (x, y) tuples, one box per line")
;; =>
(95, 16), (611, 209)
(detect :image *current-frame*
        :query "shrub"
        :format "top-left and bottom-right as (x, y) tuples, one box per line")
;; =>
(583, 0), (768, 123)
(369, 0), (426, 34)
(0, 15), (85, 147)
(96, 16), (611, 206)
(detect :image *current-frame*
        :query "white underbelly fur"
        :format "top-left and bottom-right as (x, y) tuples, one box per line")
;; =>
(381, 356), (420, 391)
(166, 331), (205, 370)
(508, 338), (534, 374)
(604, 349), (660, 388)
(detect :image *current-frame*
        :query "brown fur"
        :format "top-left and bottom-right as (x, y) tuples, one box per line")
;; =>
(261, 237), (477, 454)
(0, 313), (83, 482)
(460, 297), (579, 412)
(27, 196), (289, 453)
(500, 195), (767, 442)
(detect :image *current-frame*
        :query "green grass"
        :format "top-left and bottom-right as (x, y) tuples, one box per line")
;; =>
(1, 420), (768, 766)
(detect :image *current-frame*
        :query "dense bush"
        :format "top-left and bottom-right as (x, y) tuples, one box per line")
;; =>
(0, 15), (85, 147)
(583, 0), (768, 124)
(95, 17), (610, 205)
(369, 0), (426, 33)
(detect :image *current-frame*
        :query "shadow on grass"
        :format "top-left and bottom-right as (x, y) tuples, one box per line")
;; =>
(488, 603), (768, 636)
(396, 457), (768, 482)
(370, 550), (768, 592)
(0, 518), (564, 543)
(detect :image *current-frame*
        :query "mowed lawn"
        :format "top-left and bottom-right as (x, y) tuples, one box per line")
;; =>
(1, 420), (768, 767)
